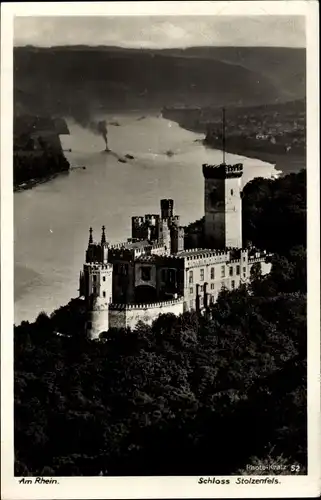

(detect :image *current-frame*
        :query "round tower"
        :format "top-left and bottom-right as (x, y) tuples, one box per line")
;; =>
(85, 262), (113, 339)
(80, 227), (113, 339)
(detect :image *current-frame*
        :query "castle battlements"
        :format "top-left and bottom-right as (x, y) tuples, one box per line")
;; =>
(109, 296), (184, 311)
(109, 239), (169, 261)
(84, 263), (112, 270)
(249, 254), (271, 263)
(202, 162), (243, 180)
(150, 242), (166, 250)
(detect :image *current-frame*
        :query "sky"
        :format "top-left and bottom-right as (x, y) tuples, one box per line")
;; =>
(14, 16), (305, 48)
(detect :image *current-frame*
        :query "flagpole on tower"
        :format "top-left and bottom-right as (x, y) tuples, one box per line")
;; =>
(222, 107), (226, 165)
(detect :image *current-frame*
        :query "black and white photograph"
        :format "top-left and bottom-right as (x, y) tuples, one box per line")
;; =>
(1, 1), (320, 498)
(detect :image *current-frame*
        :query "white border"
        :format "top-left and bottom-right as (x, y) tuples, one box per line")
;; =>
(1, 2), (320, 499)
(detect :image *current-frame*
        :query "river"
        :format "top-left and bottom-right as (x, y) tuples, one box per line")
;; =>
(14, 114), (281, 325)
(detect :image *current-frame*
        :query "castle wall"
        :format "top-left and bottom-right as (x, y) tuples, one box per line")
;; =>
(109, 308), (126, 330)
(181, 249), (271, 312)
(135, 263), (157, 289)
(87, 309), (110, 340)
(204, 177), (226, 248)
(112, 261), (135, 303)
(109, 298), (184, 330)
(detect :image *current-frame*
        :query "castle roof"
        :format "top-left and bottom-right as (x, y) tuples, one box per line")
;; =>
(177, 248), (230, 258)
(110, 239), (149, 251)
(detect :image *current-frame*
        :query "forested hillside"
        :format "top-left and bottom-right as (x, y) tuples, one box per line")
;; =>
(14, 170), (307, 476)
(14, 46), (305, 120)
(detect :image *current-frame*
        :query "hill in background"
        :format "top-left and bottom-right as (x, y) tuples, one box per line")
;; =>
(14, 46), (305, 120)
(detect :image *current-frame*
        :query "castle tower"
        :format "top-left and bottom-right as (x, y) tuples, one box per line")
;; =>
(157, 219), (171, 253)
(131, 216), (145, 240)
(160, 199), (174, 219)
(80, 227), (113, 339)
(203, 163), (243, 249)
(170, 226), (184, 254)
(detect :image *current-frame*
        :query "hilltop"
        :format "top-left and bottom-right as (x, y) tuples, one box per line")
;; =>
(14, 46), (305, 120)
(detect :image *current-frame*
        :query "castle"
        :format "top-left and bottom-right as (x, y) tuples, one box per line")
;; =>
(79, 162), (272, 338)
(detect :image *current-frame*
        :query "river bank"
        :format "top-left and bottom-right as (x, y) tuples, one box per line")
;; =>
(204, 143), (305, 175)
(161, 106), (306, 175)
(14, 114), (280, 325)
(14, 171), (70, 193)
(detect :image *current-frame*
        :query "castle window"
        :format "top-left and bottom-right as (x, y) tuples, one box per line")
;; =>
(190, 300), (194, 309)
(231, 189), (234, 195)
(200, 285), (203, 292)
(93, 275), (97, 282)
(243, 257), (246, 262)
(189, 271), (193, 284)
(211, 283), (215, 290)
(221, 266), (225, 278)
(229, 266), (233, 277)
(231, 280), (235, 289)
(103, 291), (106, 298)
(93, 286), (97, 295)
(210, 294), (215, 304)
(103, 276), (106, 282)
(243, 267), (247, 278)
(141, 266), (151, 281)
(190, 287), (193, 294)
(210, 267), (215, 279)
(168, 269), (176, 284)
(200, 297), (203, 307)
(236, 265), (240, 275)
(200, 269), (205, 281)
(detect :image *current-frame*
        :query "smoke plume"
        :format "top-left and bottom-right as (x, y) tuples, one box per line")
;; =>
(73, 109), (109, 150)
(97, 120), (108, 149)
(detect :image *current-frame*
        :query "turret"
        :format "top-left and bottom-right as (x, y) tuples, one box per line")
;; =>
(101, 225), (108, 263)
(157, 219), (171, 254)
(80, 226), (113, 339)
(170, 226), (184, 254)
(86, 226), (109, 264)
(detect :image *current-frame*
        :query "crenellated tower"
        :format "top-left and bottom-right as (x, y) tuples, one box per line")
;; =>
(79, 226), (113, 339)
(203, 162), (243, 249)
(160, 199), (174, 219)
(130, 199), (184, 254)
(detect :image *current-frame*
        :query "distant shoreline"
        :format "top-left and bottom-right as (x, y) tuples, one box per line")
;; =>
(161, 113), (305, 175)
(203, 144), (306, 175)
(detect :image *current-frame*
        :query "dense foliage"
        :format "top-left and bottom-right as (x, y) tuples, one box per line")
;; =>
(242, 170), (306, 253)
(14, 150), (70, 187)
(14, 171), (307, 476)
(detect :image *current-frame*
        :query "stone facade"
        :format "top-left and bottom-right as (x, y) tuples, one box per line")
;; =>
(203, 163), (243, 249)
(79, 163), (272, 339)
(109, 298), (184, 330)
